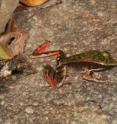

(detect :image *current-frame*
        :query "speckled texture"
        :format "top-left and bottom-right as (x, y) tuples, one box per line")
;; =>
(0, 0), (19, 34)
(0, 0), (117, 124)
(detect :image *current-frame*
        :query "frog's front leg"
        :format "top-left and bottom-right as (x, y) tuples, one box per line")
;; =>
(82, 67), (106, 83)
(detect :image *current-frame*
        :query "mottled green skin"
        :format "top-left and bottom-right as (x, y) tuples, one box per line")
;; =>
(44, 50), (117, 86)
(60, 50), (117, 66)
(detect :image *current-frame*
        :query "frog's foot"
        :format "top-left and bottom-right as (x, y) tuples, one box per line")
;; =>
(82, 68), (105, 83)
(56, 77), (66, 88)
(56, 65), (69, 88)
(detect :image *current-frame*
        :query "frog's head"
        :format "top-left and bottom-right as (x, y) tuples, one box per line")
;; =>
(102, 51), (117, 64)
(102, 51), (110, 58)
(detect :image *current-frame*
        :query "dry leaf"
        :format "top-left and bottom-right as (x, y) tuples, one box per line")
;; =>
(0, 32), (28, 60)
(20, 0), (48, 6)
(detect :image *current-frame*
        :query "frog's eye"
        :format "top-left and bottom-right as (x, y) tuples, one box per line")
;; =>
(102, 52), (110, 58)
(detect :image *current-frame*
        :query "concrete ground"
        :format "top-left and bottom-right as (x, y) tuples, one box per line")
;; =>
(0, 0), (117, 124)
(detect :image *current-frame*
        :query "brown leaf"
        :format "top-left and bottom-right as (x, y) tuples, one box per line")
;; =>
(0, 31), (28, 58)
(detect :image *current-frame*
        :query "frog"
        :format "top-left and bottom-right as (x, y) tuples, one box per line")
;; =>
(32, 47), (117, 88)
(1, 32), (117, 88)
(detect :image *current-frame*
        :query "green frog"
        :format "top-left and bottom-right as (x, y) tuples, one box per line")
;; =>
(42, 50), (117, 87)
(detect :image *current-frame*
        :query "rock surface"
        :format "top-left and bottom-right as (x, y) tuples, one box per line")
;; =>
(0, 0), (117, 124)
(0, 0), (19, 34)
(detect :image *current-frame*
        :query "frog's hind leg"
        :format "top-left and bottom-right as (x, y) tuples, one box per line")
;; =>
(56, 65), (69, 88)
(82, 67), (105, 83)
(43, 64), (67, 88)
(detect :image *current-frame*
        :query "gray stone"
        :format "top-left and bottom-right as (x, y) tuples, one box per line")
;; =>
(25, 106), (34, 114)
(112, 120), (117, 124)
(0, 0), (19, 34)
(0, 0), (117, 124)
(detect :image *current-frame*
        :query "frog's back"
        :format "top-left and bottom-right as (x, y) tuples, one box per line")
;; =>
(62, 50), (117, 66)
